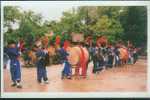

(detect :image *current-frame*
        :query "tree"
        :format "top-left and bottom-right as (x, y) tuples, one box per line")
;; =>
(120, 6), (147, 47)
(3, 6), (147, 50)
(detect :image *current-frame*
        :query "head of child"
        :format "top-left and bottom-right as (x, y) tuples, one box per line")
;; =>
(33, 44), (42, 51)
(8, 40), (16, 48)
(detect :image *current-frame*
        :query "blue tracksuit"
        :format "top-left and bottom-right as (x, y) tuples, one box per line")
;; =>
(58, 48), (71, 77)
(36, 49), (48, 82)
(5, 47), (21, 82)
(62, 61), (72, 76)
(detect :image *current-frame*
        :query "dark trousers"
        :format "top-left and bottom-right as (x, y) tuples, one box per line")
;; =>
(62, 61), (72, 76)
(37, 64), (48, 82)
(106, 56), (114, 68)
(10, 59), (21, 83)
(133, 53), (138, 64)
(93, 60), (103, 73)
(114, 55), (121, 66)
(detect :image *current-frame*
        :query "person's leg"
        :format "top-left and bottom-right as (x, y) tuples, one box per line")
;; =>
(95, 61), (99, 72)
(37, 66), (42, 83)
(134, 53), (138, 64)
(65, 62), (72, 79)
(107, 59), (110, 68)
(43, 67), (49, 84)
(61, 70), (65, 79)
(10, 66), (16, 87)
(95, 61), (99, 73)
(111, 55), (114, 68)
(118, 56), (121, 66)
(131, 57), (134, 64)
(61, 62), (66, 79)
(128, 57), (130, 64)
(99, 60), (104, 71)
(92, 60), (96, 74)
(105, 59), (109, 69)
(115, 55), (119, 67)
(15, 61), (22, 88)
(109, 57), (113, 68)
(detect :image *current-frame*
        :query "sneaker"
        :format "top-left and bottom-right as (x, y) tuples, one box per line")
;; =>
(11, 83), (16, 87)
(44, 80), (49, 84)
(37, 79), (42, 84)
(17, 84), (22, 88)
(67, 76), (72, 80)
(16, 82), (22, 88)
(16, 84), (22, 88)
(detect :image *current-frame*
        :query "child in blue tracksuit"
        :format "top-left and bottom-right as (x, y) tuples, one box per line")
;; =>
(5, 41), (22, 88)
(58, 43), (72, 79)
(35, 46), (49, 84)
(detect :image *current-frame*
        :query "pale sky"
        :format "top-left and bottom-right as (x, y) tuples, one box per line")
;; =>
(2, 1), (81, 21)
(2, 1), (147, 21)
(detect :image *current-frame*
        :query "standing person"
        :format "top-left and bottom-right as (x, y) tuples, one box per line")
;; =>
(128, 47), (134, 64)
(90, 43), (96, 63)
(106, 45), (114, 69)
(101, 45), (107, 69)
(58, 42), (72, 79)
(35, 45), (49, 84)
(86, 42), (93, 62)
(5, 40), (22, 88)
(133, 47), (138, 64)
(114, 45), (121, 67)
(92, 45), (104, 74)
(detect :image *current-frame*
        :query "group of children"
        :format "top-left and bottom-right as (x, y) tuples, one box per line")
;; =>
(88, 43), (139, 74)
(4, 39), (73, 88)
(4, 39), (139, 89)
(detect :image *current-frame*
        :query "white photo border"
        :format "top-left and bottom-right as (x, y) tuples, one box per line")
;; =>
(1, 1), (150, 98)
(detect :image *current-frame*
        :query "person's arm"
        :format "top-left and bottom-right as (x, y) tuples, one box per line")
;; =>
(4, 47), (8, 53)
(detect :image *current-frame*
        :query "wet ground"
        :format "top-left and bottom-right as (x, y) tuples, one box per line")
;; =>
(3, 59), (147, 92)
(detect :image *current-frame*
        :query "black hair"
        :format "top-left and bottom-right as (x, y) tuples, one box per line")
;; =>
(8, 40), (16, 45)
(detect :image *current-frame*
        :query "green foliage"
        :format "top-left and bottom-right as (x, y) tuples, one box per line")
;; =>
(120, 6), (147, 47)
(3, 6), (147, 48)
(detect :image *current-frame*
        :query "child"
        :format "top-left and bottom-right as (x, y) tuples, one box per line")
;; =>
(58, 42), (72, 79)
(92, 45), (104, 74)
(61, 60), (72, 79)
(114, 46), (121, 67)
(5, 40), (22, 88)
(35, 45), (49, 84)
(128, 47), (134, 64)
(106, 46), (114, 69)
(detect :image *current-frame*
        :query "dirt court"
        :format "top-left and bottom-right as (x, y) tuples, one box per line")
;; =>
(3, 58), (147, 92)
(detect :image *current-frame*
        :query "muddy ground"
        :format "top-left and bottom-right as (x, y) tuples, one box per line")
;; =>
(3, 59), (147, 92)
